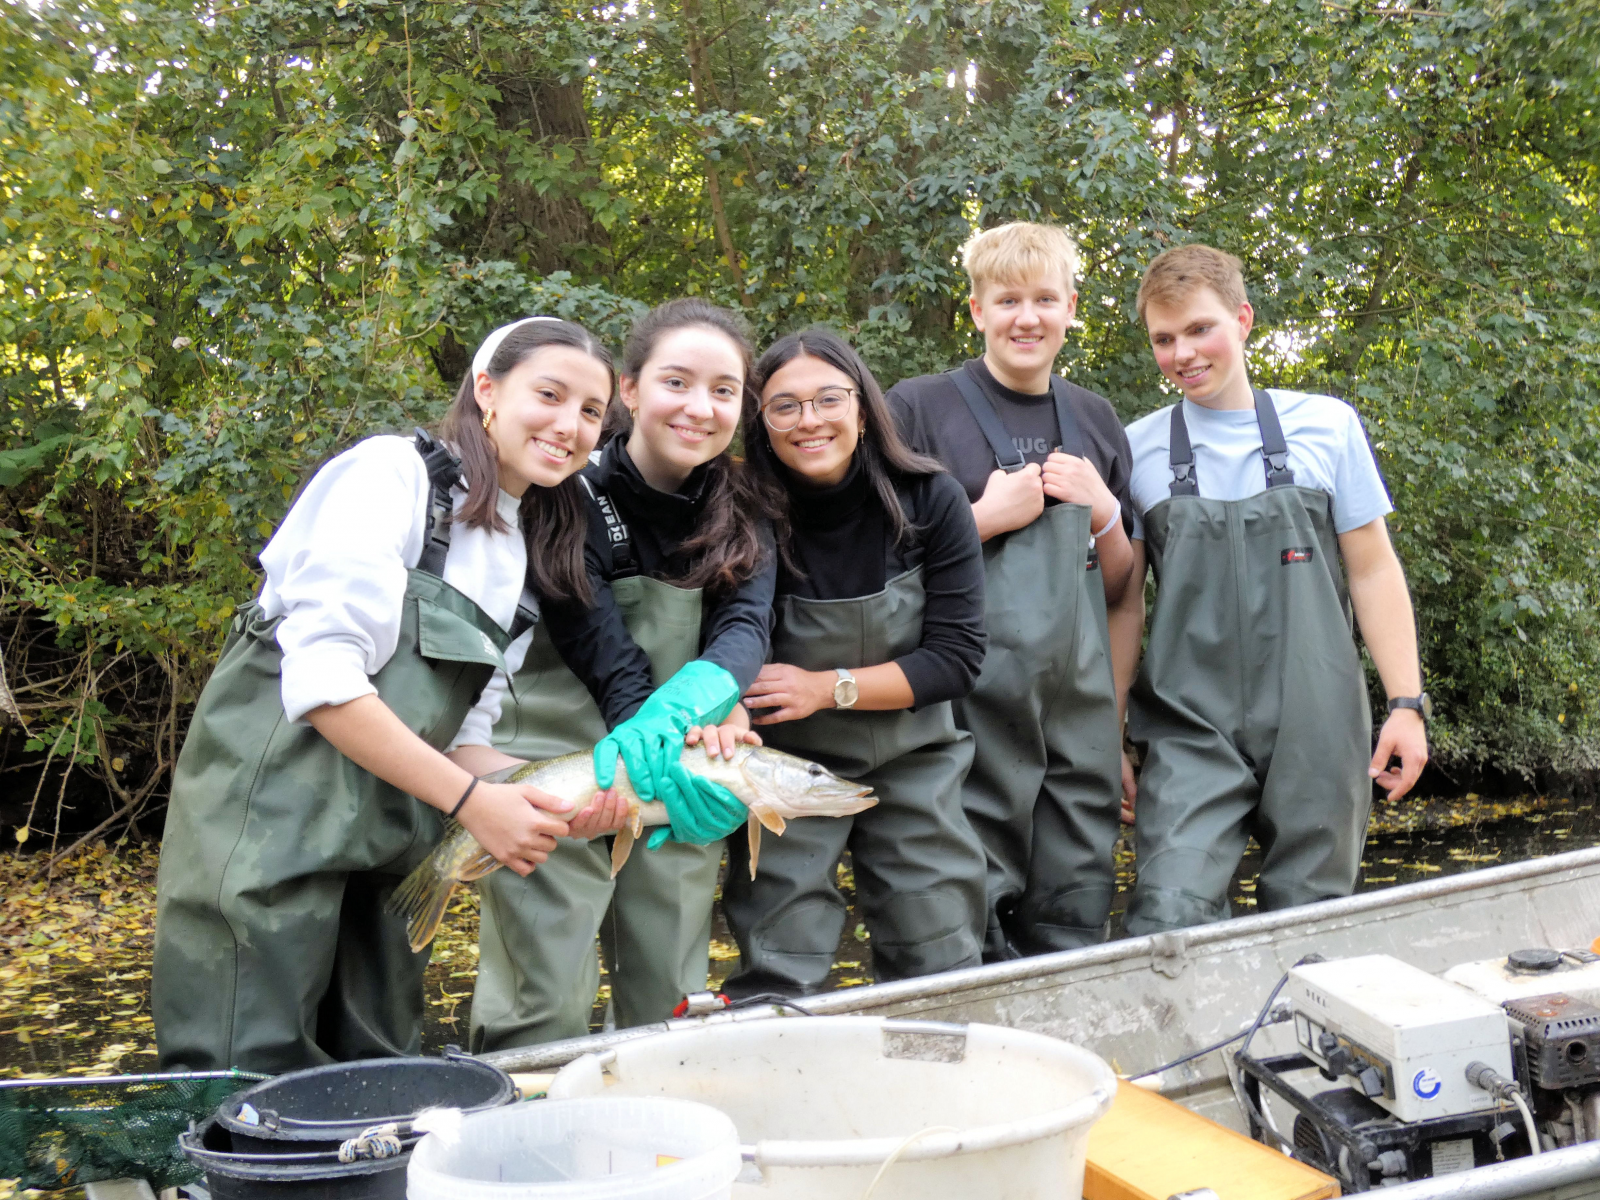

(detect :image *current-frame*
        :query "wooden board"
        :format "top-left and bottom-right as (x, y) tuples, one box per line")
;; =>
(1085, 1082), (1340, 1200)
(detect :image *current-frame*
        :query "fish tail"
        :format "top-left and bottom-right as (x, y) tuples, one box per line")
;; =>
(386, 862), (458, 954)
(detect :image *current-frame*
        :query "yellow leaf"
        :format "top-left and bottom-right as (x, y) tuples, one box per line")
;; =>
(199, 192), (214, 211)
(14, 826), (27, 844)
(111, 757), (125, 772)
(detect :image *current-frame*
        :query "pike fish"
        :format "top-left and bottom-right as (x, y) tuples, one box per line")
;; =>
(387, 744), (876, 952)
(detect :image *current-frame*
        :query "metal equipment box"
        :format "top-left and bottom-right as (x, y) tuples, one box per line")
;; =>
(1289, 955), (1513, 1121)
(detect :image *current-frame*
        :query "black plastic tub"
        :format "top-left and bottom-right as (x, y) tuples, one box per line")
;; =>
(179, 1117), (408, 1200)
(216, 1052), (514, 1155)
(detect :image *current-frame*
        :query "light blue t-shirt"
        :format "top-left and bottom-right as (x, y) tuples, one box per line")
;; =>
(1125, 388), (1393, 541)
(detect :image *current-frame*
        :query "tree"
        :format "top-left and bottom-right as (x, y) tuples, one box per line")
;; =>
(2, 0), (1597, 847)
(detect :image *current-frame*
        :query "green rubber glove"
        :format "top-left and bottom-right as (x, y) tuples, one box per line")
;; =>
(646, 767), (748, 848)
(593, 661), (741, 802)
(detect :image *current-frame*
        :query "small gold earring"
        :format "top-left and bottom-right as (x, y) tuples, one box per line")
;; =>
(481, 407), (494, 431)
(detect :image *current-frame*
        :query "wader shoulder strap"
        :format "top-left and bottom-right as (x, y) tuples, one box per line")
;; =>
(1167, 405), (1199, 497)
(1048, 377), (1086, 459)
(948, 367), (1027, 472)
(1253, 389), (1296, 489)
(578, 474), (640, 580)
(509, 587), (540, 640)
(413, 428), (463, 576)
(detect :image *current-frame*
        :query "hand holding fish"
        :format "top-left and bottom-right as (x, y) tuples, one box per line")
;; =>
(685, 712), (762, 760)
(387, 741), (875, 952)
(452, 780), (572, 876)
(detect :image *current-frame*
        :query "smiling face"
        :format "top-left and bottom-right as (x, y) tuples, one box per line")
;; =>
(1144, 285), (1255, 411)
(476, 345), (611, 495)
(969, 269), (1077, 394)
(620, 325), (745, 493)
(759, 353), (864, 489)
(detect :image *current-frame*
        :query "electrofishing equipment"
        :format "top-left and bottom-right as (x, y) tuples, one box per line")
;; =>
(1230, 950), (1600, 1192)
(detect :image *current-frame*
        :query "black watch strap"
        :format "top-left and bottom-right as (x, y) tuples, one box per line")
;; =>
(1387, 693), (1433, 722)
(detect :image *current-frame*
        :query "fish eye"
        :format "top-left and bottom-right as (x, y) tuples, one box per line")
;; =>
(807, 763), (825, 777)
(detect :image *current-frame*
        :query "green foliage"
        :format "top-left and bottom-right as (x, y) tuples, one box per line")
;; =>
(2, 0), (1598, 841)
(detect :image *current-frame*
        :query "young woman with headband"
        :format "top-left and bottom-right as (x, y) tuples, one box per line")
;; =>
(720, 327), (989, 996)
(152, 316), (625, 1073)
(471, 297), (777, 1049)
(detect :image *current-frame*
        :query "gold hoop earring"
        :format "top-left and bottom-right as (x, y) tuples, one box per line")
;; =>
(481, 407), (494, 431)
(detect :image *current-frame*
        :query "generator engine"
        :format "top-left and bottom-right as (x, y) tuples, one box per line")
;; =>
(1232, 950), (1600, 1192)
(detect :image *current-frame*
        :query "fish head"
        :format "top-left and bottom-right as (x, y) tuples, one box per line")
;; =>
(736, 745), (876, 818)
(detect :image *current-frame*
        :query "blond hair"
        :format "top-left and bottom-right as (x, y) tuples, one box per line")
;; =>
(1137, 244), (1248, 321)
(961, 222), (1081, 294)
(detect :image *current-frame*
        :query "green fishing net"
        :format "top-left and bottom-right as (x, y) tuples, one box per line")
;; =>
(0, 1070), (264, 1191)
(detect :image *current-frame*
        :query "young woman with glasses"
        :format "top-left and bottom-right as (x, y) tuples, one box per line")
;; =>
(719, 327), (989, 997)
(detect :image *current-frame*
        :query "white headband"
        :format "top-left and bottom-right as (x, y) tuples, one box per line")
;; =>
(471, 316), (565, 380)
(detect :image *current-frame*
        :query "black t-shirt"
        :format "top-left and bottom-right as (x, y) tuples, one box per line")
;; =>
(540, 438), (777, 729)
(776, 460), (986, 708)
(887, 358), (1135, 535)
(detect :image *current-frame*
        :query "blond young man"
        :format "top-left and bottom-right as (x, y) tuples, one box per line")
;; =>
(888, 222), (1137, 959)
(1119, 244), (1429, 933)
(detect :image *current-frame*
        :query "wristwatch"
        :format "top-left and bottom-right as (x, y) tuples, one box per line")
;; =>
(1387, 693), (1433, 722)
(832, 668), (859, 710)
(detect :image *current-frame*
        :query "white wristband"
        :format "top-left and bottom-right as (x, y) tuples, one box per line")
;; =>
(1091, 501), (1122, 541)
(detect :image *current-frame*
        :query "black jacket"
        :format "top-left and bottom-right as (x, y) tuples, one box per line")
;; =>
(540, 438), (777, 728)
(776, 460), (986, 708)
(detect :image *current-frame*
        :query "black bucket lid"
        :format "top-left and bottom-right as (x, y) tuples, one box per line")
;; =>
(216, 1051), (514, 1143)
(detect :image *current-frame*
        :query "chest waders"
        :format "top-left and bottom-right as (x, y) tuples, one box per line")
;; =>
(152, 432), (534, 1073)
(470, 482), (713, 1051)
(719, 568), (985, 997)
(948, 367), (1122, 960)
(1125, 392), (1372, 935)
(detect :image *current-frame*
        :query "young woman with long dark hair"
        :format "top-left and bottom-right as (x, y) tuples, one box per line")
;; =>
(720, 327), (989, 996)
(471, 298), (778, 1049)
(152, 317), (625, 1073)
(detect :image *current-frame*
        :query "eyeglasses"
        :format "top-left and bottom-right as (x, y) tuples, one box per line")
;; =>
(760, 386), (858, 431)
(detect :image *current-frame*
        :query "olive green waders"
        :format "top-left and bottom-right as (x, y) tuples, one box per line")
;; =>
(470, 572), (716, 1050)
(720, 568), (985, 996)
(1125, 391), (1372, 934)
(948, 368), (1123, 960)
(153, 433), (534, 1073)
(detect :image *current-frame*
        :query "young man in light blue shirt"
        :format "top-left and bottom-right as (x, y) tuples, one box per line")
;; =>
(1115, 244), (1430, 933)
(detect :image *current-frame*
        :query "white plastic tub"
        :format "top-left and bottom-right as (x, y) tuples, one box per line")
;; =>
(406, 1096), (741, 1200)
(548, 1017), (1116, 1199)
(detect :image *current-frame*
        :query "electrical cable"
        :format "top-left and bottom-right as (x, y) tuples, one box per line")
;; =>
(1465, 1061), (1543, 1157)
(1511, 1091), (1544, 1156)
(1126, 1030), (1250, 1081)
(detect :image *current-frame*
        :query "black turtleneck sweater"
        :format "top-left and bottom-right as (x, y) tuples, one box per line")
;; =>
(777, 460), (985, 708)
(541, 438), (777, 729)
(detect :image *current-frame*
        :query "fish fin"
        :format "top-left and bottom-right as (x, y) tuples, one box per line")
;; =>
(459, 848), (501, 882)
(628, 801), (644, 839)
(747, 812), (761, 880)
(746, 797), (787, 836)
(611, 826), (636, 879)
(386, 863), (459, 954)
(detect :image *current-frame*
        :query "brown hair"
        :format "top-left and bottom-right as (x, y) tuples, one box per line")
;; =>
(608, 297), (774, 599)
(961, 222), (1081, 294)
(747, 327), (943, 574)
(440, 317), (614, 604)
(1136, 244), (1249, 321)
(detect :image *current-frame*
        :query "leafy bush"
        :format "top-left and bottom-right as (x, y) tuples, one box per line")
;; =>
(2, 0), (1597, 846)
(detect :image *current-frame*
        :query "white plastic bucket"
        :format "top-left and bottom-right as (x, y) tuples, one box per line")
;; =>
(548, 1017), (1116, 1199)
(406, 1096), (741, 1200)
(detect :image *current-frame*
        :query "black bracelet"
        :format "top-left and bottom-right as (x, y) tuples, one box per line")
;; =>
(449, 777), (478, 819)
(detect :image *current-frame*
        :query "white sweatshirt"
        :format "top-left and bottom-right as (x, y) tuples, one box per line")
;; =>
(256, 435), (534, 749)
